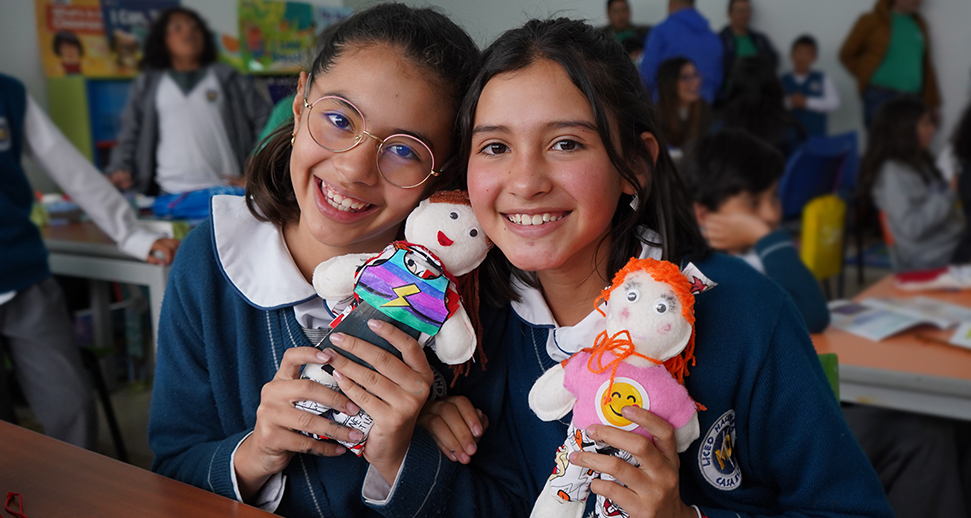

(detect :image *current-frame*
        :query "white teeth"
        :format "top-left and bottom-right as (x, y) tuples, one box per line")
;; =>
(506, 213), (563, 226)
(323, 185), (369, 212)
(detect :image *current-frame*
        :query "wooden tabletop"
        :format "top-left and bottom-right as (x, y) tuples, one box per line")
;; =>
(0, 421), (274, 517)
(812, 275), (971, 382)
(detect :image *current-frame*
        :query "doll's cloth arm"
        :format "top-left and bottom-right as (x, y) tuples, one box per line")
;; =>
(313, 253), (377, 299)
(529, 364), (576, 422)
(433, 304), (476, 364)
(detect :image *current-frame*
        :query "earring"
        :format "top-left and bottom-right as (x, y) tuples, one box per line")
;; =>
(290, 133), (295, 146)
(629, 194), (641, 211)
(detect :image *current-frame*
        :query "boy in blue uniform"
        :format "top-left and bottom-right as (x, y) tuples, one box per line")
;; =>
(781, 35), (840, 137)
(682, 129), (830, 332)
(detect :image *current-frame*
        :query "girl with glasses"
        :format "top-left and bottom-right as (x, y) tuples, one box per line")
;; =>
(417, 18), (894, 518)
(148, 4), (480, 516)
(655, 57), (711, 150)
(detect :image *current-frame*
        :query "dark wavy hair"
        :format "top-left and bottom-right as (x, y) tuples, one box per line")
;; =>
(457, 18), (708, 307)
(950, 102), (971, 169)
(245, 3), (481, 227)
(719, 57), (805, 149)
(656, 57), (711, 149)
(682, 129), (785, 211)
(140, 7), (218, 70)
(859, 96), (939, 197)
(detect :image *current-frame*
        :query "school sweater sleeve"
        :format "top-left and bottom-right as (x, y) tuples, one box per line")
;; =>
(22, 95), (161, 260)
(805, 74), (841, 113)
(148, 226), (260, 505)
(754, 230), (830, 333)
(106, 73), (148, 175)
(698, 299), (892, 518)
(873, 161), (958, 242)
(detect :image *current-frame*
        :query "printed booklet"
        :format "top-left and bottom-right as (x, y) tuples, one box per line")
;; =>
(828, 297), (971, 342)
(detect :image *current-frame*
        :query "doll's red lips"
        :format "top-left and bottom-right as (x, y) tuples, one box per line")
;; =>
(437, 231), (453, 246)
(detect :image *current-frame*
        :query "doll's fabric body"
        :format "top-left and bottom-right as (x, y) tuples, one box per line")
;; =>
(563, 351), (696, 439)
(335, 241), (461, 339)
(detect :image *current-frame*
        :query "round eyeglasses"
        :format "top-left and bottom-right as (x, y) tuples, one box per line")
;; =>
(302, 95), (439, 189)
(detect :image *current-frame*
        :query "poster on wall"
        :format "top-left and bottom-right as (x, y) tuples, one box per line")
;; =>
(100, 0), (180, 76)
(238, 0), (350, 74)
(34, 0), (178, 78)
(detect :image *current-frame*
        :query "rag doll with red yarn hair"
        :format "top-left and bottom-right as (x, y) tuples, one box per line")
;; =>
(527, 257), (701, 518)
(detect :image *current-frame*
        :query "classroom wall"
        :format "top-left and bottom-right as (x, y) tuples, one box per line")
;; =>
(3, 0), (970, 192)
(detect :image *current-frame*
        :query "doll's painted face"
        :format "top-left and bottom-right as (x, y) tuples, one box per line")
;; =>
(404, 197), (489, 277)
(605, 270), (692, 362)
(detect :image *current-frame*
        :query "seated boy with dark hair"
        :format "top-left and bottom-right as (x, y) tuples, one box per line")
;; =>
(681, 128), (830, 332)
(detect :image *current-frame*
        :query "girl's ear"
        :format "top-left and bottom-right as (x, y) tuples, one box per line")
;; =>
(293, 71), (308, 135)
(693, 202), (708, 227)
(624, 131), (660, 196)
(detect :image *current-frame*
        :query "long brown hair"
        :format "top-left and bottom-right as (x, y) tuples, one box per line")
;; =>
(457, 18), (709, 307)
(859, 97), (940, 198)
(655, 57), (711, 149)
(244, 3), (480, 227)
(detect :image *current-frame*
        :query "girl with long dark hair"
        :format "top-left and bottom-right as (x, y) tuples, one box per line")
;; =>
(655, 57), (711, 149)
(860, 96), (964, 271)
(106, 7), (271, 195)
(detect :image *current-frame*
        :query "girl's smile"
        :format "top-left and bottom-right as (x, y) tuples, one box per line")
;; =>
(468, 59), (635, 276)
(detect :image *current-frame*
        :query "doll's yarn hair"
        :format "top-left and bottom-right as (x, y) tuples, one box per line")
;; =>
(428, 190), (491, 382)
(597, 257), (697, 384)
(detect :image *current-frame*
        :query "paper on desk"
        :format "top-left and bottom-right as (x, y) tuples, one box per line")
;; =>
(950, 322), (971, 350)
(828, 297), (971, 342)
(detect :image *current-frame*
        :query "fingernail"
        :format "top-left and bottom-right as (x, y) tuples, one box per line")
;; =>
(568, 452), (578, 463)
(367, 319), (383, 330)
(472, 424), (483, 437)
(465, 443), (476, 455)
(586, 426), (597, 438)
(330, 333), (344, 344)
(333, 370), (345, 381)
(345, 402), (360, 415)
(348, 430), (364, 442)
(334, 446), (346, 455)
(459, 452), (471, 463)
(317, 349), (333, 363)
(448, 451), (457, 462)
(621, 405), (636, 417)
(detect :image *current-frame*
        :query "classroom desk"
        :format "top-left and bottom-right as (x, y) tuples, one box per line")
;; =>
(0, 421), (274, 517)
(812, 275), (971, 421)
(41, 221), (169, 353)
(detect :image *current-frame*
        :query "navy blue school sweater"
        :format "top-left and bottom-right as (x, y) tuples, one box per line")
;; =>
(782, 71), (828, 137)
(391, 252), (894, 517)
(0, 74), (49, 293)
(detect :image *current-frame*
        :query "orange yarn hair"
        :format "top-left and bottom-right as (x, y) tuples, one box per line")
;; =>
(594, 257), (697, 384)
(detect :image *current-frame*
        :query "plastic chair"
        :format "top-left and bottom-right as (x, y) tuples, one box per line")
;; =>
(818, 353), (840, 401)
(800, 195), (847, 299)
(779, 132), (857, 221)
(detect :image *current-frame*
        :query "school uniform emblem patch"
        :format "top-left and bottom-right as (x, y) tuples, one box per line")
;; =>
(206, 90), (218, 101)
(698, 409), (742, 491)
(0, 117), (10, 152)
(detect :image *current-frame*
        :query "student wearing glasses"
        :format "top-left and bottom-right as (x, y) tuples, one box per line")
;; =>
(655, 57), (711, 150)
(147, 5), (482, 516)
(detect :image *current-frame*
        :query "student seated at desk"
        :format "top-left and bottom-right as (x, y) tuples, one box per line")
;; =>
(0, 72), (178, 449)
(681, 129), (830, 332)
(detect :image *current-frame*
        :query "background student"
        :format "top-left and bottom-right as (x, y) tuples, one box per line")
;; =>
(146, 5), (484, 515)
(860, 96), (963, 272)
(682, 129), (830, 333)
(600, 0), (649, 47)
(781, 35), (841, 137)
(414, 17), (892, 518)
(640, 0), (723, 104)
(716, 56), (806, 159)
(839, 0), (940, 128)
(0, 72), (177, 449)
(655, 57), (711, 150)
(718, 0), (778, 102)
(107, 7), (270, 195)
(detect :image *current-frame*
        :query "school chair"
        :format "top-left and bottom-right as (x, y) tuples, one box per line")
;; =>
(800, 194), (847, 299)
(818, 353), (840, 402)
(778, 132), (857, 221)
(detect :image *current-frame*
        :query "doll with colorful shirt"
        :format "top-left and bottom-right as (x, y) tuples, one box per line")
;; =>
(528, 258), (701, 518)
(299, 190), (491, 454)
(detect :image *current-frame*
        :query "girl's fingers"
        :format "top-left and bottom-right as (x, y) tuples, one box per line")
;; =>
(618, 406), (680, 464)
(450, 396), (486, 439)
(325, 332), (429, 400)
(364, 320), (434, 380)
(589, 478), (638, 512)
(276, 346), (333, 381)
(418, 412), (468, 463)
(434, 400), (477, 456)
